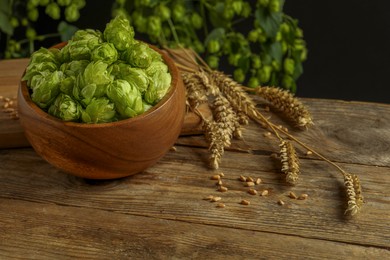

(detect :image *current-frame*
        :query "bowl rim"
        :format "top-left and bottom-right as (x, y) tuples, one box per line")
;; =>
(19, 42), (181, 128)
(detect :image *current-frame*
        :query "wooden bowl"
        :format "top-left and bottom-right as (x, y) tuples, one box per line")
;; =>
(18, 44), (186, 179)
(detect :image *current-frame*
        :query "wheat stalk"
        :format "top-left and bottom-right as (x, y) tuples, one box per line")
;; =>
(168, 46), (364, 217)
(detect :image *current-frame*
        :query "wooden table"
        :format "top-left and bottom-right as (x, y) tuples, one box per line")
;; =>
(1, 59), (389, 259)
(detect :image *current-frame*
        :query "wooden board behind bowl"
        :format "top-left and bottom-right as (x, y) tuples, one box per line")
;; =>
(0, 58), (211, 149)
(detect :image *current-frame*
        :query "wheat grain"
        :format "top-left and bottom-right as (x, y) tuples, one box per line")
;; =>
(279, 140), (300, 184)
(248, 189), (258, 195)
(240, 199), (250, 205)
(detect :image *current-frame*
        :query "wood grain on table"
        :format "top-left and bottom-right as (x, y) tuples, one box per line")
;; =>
(0, 59), (389, 259)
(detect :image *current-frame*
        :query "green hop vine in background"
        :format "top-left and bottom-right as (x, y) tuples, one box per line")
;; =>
(112, 0), (308, 91)
(0, 0), (85, 59)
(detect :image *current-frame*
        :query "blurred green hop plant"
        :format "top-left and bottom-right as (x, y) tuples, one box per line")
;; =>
(113, 0), (307, 92)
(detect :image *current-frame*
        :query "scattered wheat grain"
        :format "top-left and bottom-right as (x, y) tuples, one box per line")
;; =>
(261, 190), (269, 196)
(246, 176), (254, 182)
(240, 199), (250, 205)
(218, 186), (228, 192)
(239, 175), (247, 182)
(211, 196), (222, 202)
(298, 194), (309, 200)
(245, 181), (255, 187)
(216, 203), (226, 208)
(288, 192), (298, 199)
(255, 178), (262, 185)
(210, 175), (221, 180)
(203, 195), (214, 201)
(278, 200), (285, 206)
(248, 189), (258, 195)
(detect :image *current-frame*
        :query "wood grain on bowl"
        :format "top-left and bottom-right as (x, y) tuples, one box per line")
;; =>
(17, 46), (186, 179)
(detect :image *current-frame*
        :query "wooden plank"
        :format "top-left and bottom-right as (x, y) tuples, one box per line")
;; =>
(0, 148), (389, 249)
(177, 98), (390, 167)
(1, 199), (389, 259)
(0, 59), (30, 148)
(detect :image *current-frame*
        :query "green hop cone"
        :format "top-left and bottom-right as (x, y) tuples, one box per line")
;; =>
(23, 55), (59, 86)
(252, 55), (262, 69)
(57, 0), (72, 6)
(172, 3), (185, 21)
(122, 41), (160, 68)
(207, 40), (220, 54)
(104, 15), (135, 51)
(65, 4), (80, 22)
(72, 29), (103, 41)
(233, 68), (245, 83)
(29, 47), (60, 65)
(81, 97), (116, 123)
(28, 0), (40, 6)
(28, 8), (39, 22)
(48, 93), (82, 121)
(232, 1), (243, 14)
(156, 4), (170, 21)
(111, 62), (150, 93)
(283, 58), (295, 75)
(60, 59), (89, 77)
(60, 76), (76, 95)
(144, 67), (171, 105)
(257, 0), (270, 7)
(31, 71), (64, 108)
(26, 27), (36, 39)
(106, 79), (144, 118)
(191, 13), (203, 29)
(131, 11), (147, 33)
(39, 0), (50, 5)
(258, 65), (272, 83)
(269, 0), (280, 12)
(91, 42), (118, 65)
(147, 16), (162, 37)
(207, 55), (219, 69)
(248, 77), (259, 88)
(83, 61), (112, 98)
(45, 3), (61, 20)
(10, 17), (19, 27)
(248, 29), (261, 42)
(241, 2), (251, 17)
(282, 74), (294, 90)
(61, 30), (103, 61)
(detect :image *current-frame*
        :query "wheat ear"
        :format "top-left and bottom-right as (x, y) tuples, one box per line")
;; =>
(344, 173), (364, 216)
(245, 86), (313, 128)
(182, 72), (208, 109)
(210, 71), (257, 115)
(279, 140), (300, 184)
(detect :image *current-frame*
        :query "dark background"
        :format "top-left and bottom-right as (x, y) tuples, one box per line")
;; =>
(284, 0), (390, 104)
(10, 0), (390, 104)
